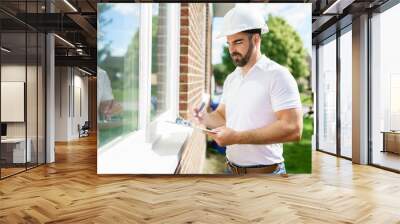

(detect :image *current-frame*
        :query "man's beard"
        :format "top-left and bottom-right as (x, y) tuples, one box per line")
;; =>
(230, 41), (254, 67)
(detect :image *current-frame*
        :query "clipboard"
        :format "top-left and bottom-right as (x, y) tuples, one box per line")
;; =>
(165, 118), (218, 134)
(193, 126), (218, 134)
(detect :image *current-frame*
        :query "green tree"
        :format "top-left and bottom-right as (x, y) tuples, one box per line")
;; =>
(98, 3), (112, 63)
(217, 15), (310, 86)
(213, 63), (227, 86)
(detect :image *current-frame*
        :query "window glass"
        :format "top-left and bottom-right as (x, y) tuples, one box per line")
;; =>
(151, 4), (168, 120)
(371, 4), (400, 171)
(1, 30), (27, 177)
(97, 3), (140, 147)
(340, 29), (352, 158)
(318, 37), (337, 154)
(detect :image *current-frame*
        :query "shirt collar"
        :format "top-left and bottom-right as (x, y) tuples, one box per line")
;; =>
(255, 55), (268, 70)
(235, 54), (269, 77)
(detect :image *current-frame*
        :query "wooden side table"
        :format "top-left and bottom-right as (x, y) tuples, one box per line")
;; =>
(381, 131), (400, 154)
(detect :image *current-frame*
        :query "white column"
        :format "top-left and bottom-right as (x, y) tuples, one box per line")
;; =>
(45, 0), (56, 163)
(352, 14), (369, 164)
(46, 33), (55, 163)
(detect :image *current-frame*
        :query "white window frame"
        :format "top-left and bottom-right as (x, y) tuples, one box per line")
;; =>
(99, 3), (181, 154)
(145, 3), (181, 144)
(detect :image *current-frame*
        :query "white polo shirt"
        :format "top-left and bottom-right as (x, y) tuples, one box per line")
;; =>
(97, 67), (114, 108)
(220, 55), (302, 166)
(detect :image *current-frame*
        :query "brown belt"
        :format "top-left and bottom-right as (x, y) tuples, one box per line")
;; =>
(226, 161), (279, 174)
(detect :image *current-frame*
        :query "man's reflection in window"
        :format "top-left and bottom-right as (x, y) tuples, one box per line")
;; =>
(97, 67), (122, 122)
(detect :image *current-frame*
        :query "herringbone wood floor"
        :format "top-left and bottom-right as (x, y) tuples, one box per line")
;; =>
(1, 134), (400, 223)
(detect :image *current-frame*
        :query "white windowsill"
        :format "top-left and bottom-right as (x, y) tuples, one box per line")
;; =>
(97, 121), (192, 174)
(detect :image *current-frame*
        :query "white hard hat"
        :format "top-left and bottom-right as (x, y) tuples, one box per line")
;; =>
(217, 5), (268, 39)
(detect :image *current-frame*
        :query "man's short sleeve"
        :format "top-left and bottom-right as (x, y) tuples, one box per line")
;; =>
(99, 68), (114, 102)
(270, 69), (302, 112)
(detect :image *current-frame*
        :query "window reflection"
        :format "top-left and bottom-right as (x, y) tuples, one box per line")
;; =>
(151, 4), (168, 120)
(97, 4), (140, 147)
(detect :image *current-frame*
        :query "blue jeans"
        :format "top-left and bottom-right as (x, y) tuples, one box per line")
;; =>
(224, 161), (286, 175)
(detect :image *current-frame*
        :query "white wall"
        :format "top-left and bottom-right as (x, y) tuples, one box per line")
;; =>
(72, 72), (89, 138)
(55, 66), (68, 141)
(55, 67), (89, 141)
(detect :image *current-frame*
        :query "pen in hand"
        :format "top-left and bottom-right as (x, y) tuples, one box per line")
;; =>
(197, 101), (206, 113)
(193, 93), (210, 124)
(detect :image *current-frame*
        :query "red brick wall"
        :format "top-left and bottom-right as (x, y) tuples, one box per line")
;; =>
(204, 4), (212, 95)
(177, 3), (212, 174)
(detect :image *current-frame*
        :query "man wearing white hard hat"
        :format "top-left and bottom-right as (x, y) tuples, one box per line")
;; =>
(194, 5), (303, 175)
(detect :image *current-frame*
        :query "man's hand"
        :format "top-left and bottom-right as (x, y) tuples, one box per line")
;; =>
(100, 100), (123, 121)
(192, 104), (226, 129)
(192, 107), (207, 125)
(208, 126), (239, 147)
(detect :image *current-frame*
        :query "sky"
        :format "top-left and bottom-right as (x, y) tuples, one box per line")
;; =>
(98, 4), (140, 57)
(212, 3), (312, 65)
(98, 3), (159, 58)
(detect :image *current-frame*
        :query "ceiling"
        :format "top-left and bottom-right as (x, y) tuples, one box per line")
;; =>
(311, 0), (390, 43)
(0, 0), (97, 74)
